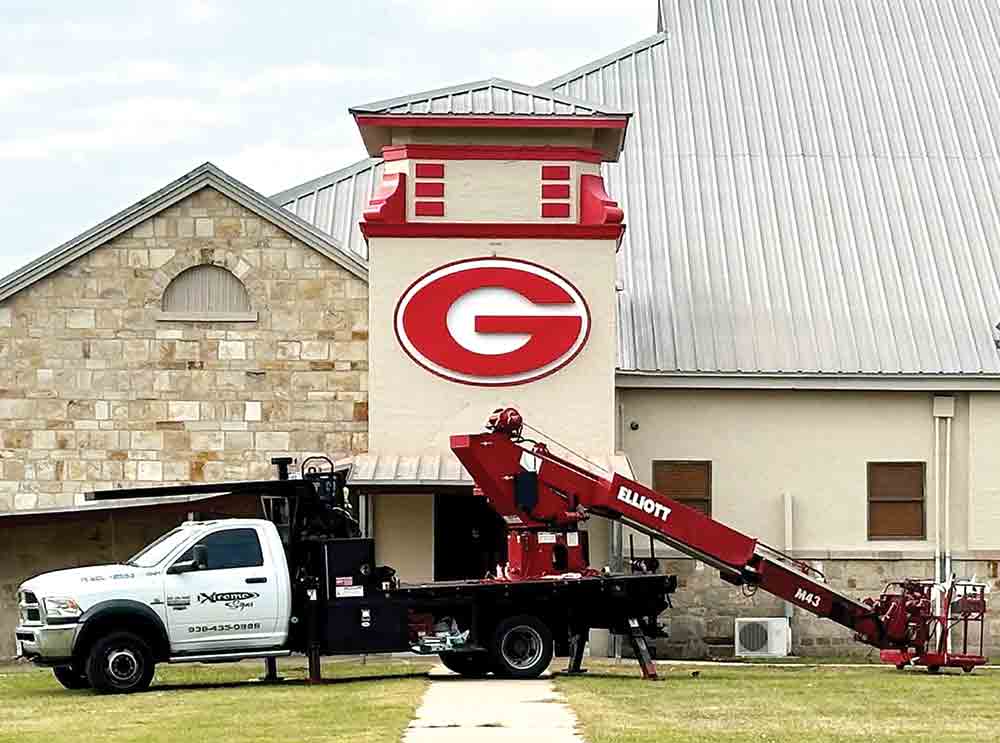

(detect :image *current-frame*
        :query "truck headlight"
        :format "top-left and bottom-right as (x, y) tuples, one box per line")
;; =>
(42, 596), (82, 620)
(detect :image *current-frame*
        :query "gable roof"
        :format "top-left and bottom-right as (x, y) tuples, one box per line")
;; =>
(548, 0), (1000, 380)
(349, 77), (630, 118)
(0, 162), (367, 303)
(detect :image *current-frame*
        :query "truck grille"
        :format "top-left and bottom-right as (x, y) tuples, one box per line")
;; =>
(18, 591), (42, 626)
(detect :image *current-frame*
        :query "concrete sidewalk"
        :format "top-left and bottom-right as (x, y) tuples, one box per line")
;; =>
(403, 666), (584, 743)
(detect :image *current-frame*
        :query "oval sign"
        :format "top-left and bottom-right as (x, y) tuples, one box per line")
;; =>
(394, 257), (591, 386)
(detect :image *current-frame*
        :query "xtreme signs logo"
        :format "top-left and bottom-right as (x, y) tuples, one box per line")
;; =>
(198, 591), (259, 611)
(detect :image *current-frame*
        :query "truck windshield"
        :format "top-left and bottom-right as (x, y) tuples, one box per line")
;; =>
(125, 528), (191, 567)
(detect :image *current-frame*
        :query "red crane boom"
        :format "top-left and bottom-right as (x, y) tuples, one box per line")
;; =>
(451, 408), (987, 669)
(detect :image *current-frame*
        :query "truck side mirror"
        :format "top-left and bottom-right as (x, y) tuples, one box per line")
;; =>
(193, 544), (209, 570)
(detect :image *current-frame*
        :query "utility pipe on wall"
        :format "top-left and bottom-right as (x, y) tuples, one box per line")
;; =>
(933, 417), (941, 586)
(783, 492), (794, 621)
(944, 416), (952, 580)
(932, 395), (955, 583)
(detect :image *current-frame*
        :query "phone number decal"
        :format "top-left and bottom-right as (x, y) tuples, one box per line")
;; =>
(188, 623), (262, 633)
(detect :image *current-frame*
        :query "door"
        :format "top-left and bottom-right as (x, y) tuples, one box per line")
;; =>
(434, 493), (507, 581)
(163, 526), (280, 653)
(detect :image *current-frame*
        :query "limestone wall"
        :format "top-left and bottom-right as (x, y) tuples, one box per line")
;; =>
(0, 186), (369, 511)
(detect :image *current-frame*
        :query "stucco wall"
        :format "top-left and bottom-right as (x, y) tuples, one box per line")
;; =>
(619, 387), (1000, 657)
(0, 186), (369, 511)
(368, 236), (617, 457)
(372, 494), (435, 584)
(620, 388), (982, 554)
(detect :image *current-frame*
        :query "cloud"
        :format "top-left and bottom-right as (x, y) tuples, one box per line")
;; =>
(222, 62), (397, 98)
(219, 140), (368, 197)
(0, 19), (156, 44)
(178, 0), (223, 23)
(0, 62), (181, 99)
(0, 97), (239, 160)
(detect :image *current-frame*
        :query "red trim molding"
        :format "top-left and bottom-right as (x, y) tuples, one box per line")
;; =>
(356, 115), (628, 130)
(541, 203), (571, 218)
(360, 222), (624, 240)
(541, 165), (571, 180)
(362, 172), (406, 224)
(415, 163), (445, 178)
(415, 182), (445, 197)
(415, 201), (445, 217)
(383, 144), (604, 164)
(541, 183), (570, 199)
(579, 173), (624, 225)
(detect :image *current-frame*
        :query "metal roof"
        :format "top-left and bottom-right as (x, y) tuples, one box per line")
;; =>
(549, 0), (1000, 377)
(278, 0), (1000, 380)
(348, 452), (634, 489)
(0, 162), (367, 303)
(271, 157), (382, 263)
(0, 492), (227, 520)
(349, 77), (630, 117)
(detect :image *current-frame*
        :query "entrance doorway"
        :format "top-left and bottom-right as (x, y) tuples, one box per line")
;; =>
(434, 492), (507, 581)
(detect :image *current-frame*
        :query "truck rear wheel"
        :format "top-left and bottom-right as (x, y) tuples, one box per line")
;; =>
(85, 631), (155, 694)
(490, 615), (553, 679)
(52, 665), (90, 690)
(439, 651), (491, 677)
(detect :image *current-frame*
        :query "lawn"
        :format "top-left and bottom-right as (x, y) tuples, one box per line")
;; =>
(556, 662), (1000, 743)
(0, 658), (431, 743)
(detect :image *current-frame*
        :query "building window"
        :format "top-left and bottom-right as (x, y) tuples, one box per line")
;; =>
(868, 462), (925, 540)
(652, 461), (711, 516)
(159, 265), (257, 322)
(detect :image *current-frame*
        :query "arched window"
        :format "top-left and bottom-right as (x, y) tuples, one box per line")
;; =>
(158, 265), (257, 322)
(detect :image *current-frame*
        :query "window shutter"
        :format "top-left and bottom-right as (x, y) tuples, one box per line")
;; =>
(653, 461), (711, 516)
(868, 462), (925, 539)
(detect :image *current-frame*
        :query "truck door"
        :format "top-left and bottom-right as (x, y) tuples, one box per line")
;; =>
(163, 526), (280, 654)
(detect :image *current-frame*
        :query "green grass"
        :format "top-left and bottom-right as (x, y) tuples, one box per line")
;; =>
(0, 658), (431, 743)
(556, 661), (1000, 743)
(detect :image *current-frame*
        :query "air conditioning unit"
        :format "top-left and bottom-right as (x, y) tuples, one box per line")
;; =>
(735, 617), (791, 658)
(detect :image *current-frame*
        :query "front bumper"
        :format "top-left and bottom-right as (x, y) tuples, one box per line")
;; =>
(15, 624), (77, 665)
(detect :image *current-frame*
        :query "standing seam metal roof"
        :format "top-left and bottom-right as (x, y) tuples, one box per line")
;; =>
(276, 0), (1000, 378)
(348, 77), (631, 117)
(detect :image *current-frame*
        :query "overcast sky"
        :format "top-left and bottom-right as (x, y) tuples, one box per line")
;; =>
(0, 0), (655, 277)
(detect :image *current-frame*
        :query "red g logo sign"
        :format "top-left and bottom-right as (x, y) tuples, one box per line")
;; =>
(395, 257), (590, 386)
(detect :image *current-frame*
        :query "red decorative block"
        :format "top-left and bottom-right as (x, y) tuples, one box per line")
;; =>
(541, 165), (571, 180)
(415, 182), (445, 197)
(579, 173), (623, 225)
(541, 183), (570, 199)
(415, 201), (445, 217)
(541, 202), (571, 218)
(362, 172), (406, 224)
(415, 163), (445, 178)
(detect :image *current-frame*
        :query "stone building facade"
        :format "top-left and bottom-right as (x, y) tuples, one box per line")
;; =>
(0, 168), (369, 655)
(0, 184), (367, 509)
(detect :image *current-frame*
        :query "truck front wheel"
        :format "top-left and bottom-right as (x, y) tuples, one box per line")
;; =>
(84, 632), (155, 694)
(490, 615), (553, 679)
(52, 665), (90, 690)
(439, 651), (491, 677)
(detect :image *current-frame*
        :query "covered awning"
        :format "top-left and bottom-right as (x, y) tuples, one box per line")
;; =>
(347, 451), (636, 491)
(0, 492), (242, 521)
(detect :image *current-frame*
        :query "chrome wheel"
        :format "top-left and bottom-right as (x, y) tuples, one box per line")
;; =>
(107, 648), (141, 685)
(501, 626), (544, 671)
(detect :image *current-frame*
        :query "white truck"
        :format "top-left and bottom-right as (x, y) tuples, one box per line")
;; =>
(16, 519), (294, 692)
(15, 459), (675, 693)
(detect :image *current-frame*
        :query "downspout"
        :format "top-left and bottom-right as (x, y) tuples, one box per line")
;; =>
(783, 492), (794, 621)
(944, 416), (952, 581)
(933, 416), (941, 586)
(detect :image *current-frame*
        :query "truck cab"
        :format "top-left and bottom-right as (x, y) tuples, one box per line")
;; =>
(16, 519), (292, 693)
